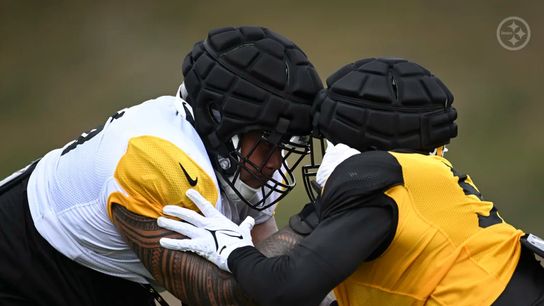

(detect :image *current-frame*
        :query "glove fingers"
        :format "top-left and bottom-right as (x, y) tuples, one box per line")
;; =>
(159, 237), (188, 251)
(159, 238), (207, 256)
(159, 238), (191, 251)
(324, 140), (334, 152)
(186, 189), (220, 217)
(163, 205), (206, 227)
(316, 142), (360, 188)
(239, 216), (255, 236)
(157, 216), (203, 238)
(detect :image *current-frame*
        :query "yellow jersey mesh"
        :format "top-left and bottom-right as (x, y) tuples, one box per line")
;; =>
(107, 135), (218, 219)
(334, 152), (523, 306)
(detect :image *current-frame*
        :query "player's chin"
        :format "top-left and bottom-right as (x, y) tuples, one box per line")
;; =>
(256, 171), (276, 187)
(243, 174), (272, 189)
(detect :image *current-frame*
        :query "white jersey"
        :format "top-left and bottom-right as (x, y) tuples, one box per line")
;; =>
(26, 95), (274, 283)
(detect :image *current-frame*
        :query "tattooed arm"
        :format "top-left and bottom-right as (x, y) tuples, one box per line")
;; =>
(255, 223), (304, 257)
(111, 203), (304, 306)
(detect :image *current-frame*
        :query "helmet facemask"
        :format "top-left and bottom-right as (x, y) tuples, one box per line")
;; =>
(217, 131), (310, 211)
(182, 26), (323, 210)
(302, 136), (327, 204)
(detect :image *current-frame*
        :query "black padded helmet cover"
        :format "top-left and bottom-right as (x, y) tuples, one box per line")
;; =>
(313, 58), (458, 153)
(183, 26), (323, 156)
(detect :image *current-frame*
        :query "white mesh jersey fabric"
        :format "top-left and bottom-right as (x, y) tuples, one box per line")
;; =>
(26, 96), (221, 283)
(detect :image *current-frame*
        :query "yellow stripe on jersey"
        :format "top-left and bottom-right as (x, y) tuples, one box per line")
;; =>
(107, 136), (218, 219)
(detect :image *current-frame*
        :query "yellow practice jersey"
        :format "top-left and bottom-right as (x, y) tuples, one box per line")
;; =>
(333, 152), (523, 306)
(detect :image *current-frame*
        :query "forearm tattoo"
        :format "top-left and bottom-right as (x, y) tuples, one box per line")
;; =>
(255, 225), (304, 257)
(111, 204), (257, 306)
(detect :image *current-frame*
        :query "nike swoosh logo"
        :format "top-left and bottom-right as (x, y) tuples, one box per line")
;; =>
(179, 162), (198, 186)
(221, 232), (243, 239)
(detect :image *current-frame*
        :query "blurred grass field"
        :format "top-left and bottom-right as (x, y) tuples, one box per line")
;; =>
(1, 0), (543, 236)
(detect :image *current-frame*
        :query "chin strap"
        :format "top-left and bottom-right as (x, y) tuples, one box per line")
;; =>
(216, 171), (261, 207)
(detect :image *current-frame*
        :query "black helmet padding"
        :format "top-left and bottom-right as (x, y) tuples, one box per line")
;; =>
(183, 26), (323, 156)
(313, 58), (457, 152)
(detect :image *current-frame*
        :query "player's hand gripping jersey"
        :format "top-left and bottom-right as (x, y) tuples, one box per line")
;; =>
(26, 95), (271, 283)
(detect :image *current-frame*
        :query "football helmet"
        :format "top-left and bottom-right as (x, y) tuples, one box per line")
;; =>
(303, 58), (458, 202)
(182, 26), (323, 210)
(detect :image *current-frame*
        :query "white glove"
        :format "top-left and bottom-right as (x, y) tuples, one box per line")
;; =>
(157, 189), (255, 272)
(315, 141), (360, 188)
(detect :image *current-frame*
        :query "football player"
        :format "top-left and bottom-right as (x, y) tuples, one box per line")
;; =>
(0, 26), (322, 306)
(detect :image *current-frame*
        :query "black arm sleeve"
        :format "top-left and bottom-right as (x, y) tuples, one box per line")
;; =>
(228, 151), (402, 306)
(228, 194), (397, 306)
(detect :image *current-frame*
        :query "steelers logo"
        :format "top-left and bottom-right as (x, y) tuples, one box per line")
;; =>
(497, 16), (531, 51)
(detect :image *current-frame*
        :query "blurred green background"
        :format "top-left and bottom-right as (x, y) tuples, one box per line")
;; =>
(1, 1), (543, 234)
